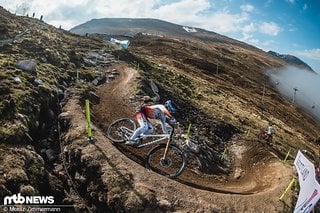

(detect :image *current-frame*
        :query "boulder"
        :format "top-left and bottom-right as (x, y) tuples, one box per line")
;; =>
(0, 184), (10, 198)
(0, 86), (10, 95)
(40, 139), (49, 148)
(45, 149), (57, 162)
(16, 60), (37, 73)
(92, 78), (99, 86)
(158, 199), (172, 211)
(13, 77), (22, 84)
(124, 191), (145, 212)
(88, 91), (100, 104)
(83, 58), (97, 66)
(92, 75), (107, 86)
(59, 111), (71, 121)
(34, 79), (44, 86)
(149, 80), (159, 93)
(20, 185), (36, 195)
(108, 74), (116, 80)
(62, 81), (68, 87)
(142, 96), (153, 103)
(111, 71), (119, 75)
(6, 168), (29, 189)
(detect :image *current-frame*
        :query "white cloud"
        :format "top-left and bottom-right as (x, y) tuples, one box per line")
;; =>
(303, 3), (307, 10)
(248, 38), (259, 45)
(259, 22), (282, 36)
(242, 22), (255, 33)
(241, 33), (253, 40)
(262, 39), (275, 46)
(0, 0), (278, 41)
(240, 4), (254, 12)
(0, 0), (249, 32)
(286, 0), (295, 4)
(1, 0), (161, 29)
(296, 49), (320, 61)
(152, 0), (211, 26)
(202, 10), (249, 33)
(240, 22), (256, 41)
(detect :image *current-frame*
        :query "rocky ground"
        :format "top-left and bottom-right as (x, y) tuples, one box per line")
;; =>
(1, 6), (320, 212)
(0, 6), (118, 212)
(91, 64), (295, 212)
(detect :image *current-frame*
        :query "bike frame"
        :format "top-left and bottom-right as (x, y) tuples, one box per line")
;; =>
(137, 133), (171, 148)
(119, 126), (172, 149)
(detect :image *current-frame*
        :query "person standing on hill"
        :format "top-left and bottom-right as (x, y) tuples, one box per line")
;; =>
(266, 122), (275, 143)
(316, 135), (320, 146)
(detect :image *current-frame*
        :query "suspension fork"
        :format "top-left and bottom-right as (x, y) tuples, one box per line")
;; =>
(162, 126), (174, 160)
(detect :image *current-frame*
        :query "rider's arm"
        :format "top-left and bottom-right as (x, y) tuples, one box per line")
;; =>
(160, 114), (169, 133)
(163, 108), (173, 118)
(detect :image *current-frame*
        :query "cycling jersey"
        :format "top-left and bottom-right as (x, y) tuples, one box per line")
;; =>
(140, 105), (172, 119)
(129, 104), (173, 141)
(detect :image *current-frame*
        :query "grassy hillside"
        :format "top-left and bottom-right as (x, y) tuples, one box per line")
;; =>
(127, 35), (319, 160)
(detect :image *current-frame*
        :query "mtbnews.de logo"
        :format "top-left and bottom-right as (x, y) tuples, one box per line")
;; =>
(3, 193), (54, 205)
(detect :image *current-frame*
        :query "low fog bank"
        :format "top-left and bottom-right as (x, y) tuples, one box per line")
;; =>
(267, 66), (320, 124)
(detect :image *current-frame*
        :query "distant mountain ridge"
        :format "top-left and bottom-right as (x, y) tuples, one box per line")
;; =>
(70, 18), (261, 50)
(71, 18), (207, 36)
(268, 51), (314, 72)
(70, 18), (314, 72)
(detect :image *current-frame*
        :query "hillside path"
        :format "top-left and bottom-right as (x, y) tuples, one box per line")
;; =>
(89, 63), (294, 212)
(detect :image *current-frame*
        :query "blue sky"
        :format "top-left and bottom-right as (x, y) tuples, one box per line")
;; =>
(1, 0), (319, 72)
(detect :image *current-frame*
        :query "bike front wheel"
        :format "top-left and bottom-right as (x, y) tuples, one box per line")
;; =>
(146, 144), (186, 178)
(107, 118), (136, 143)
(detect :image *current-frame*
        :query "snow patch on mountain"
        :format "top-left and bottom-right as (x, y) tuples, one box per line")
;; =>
(182, 26), (197, 32)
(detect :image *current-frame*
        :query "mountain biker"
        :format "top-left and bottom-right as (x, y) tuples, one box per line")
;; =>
(125, 100), (177, 146)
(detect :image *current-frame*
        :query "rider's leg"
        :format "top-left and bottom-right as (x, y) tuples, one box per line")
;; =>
(153, 108), (168, 133)
(266, 133), (272, 143)
(145, 121), (154, 134)
(129, 113), (150, 141)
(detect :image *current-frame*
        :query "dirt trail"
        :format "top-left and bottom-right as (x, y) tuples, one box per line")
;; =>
(91, 63), (295, 211)
(93, 64), (138, 128)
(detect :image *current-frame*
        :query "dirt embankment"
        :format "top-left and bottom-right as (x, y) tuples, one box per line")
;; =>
(60, 63), (295, 212)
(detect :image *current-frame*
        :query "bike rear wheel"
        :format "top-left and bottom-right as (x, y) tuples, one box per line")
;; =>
(146, 144), (186, 178)
(107, 118), (136, 143)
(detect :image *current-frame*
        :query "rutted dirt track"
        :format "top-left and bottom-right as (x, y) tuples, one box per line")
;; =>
(91, 64), (295, 211)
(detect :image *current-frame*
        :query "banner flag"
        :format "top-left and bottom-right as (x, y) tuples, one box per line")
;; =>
(294, 150), (320, 213)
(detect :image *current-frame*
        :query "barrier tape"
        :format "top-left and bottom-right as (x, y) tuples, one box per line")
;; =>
(221, 147), (227, 160)
(279, 178), (295, 201)
(186, 123), (192, 139)
(283, 149), (291, 162)
(85, 100), (92, 139)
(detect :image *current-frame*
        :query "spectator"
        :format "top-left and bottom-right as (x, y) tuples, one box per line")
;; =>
(266, 121), (276, 143)
(316, 135), (320, 146)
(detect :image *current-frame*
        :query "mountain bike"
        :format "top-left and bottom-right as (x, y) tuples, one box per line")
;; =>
(107, 118), (188, 178)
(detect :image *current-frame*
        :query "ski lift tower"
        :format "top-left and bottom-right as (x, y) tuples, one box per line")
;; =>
(292, 87), (298, 104)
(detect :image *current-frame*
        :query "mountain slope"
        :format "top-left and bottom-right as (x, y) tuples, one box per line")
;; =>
(70, 18), (267, 51)
(268, 50), (314, 72)
(2, 7), (320, 212)
(71, 18), (314, 72)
